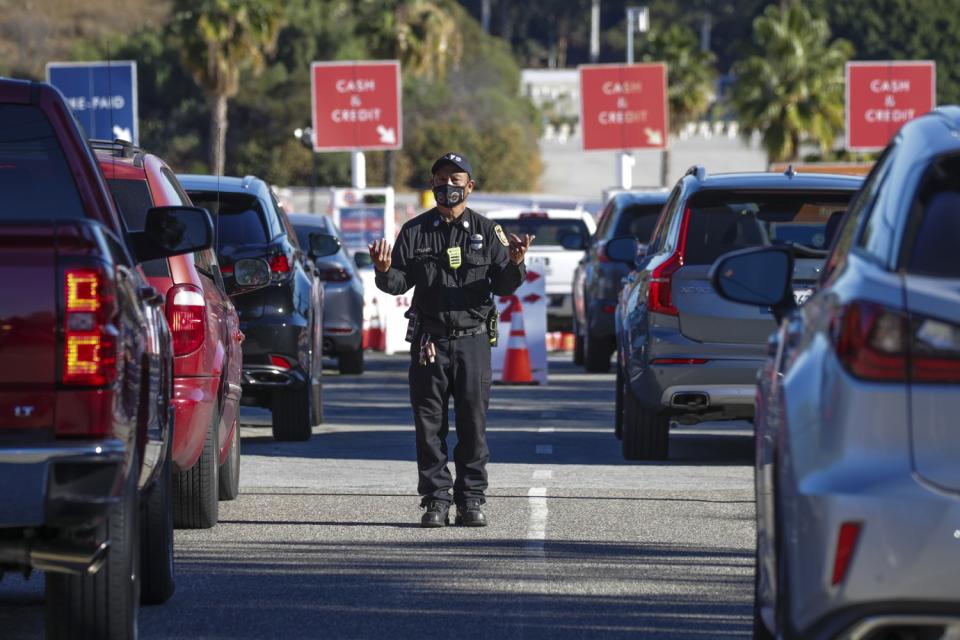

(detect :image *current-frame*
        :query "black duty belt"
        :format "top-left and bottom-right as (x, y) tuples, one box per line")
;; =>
(420, 318), (485, 340)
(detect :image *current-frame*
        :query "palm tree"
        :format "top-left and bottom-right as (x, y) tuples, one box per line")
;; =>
(638, 24), (716, 184)
(730, 3), (853, 163)
(172, 0), (284, 175)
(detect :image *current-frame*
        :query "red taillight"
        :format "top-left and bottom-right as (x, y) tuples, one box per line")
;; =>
(597, 240), (609, 263)
(831, 522), (862, 586)
(63, 267), (116, 386)
(220, 263), (234, 274)
(270, 354), (293, 369)
(647, 207), (690, 317)
(318, 267), (351, 282)
(269, 254), (290, 273)
(166, 285), (206, 356)
(651, 358), (708, 365)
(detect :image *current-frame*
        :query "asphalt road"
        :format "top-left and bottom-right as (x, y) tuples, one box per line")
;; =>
(0, 353), (755, 639)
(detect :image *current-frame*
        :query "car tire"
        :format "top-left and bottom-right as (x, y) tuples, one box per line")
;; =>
(173, 408), (219, 529)
(140, 439), (175, 604)
(583, 328), (611, 373)
(218, 421), (241, 501)
(339, 347), (364, 374)
(621, 385), (669, 460)
(272, 385), (313, 441)
(614, 364), (624, 440)
(46, 452), (140, 640)
(572, 318), (584, 366)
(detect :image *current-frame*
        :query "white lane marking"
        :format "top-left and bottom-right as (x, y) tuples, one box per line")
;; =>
(535, 444), (553, 455)
(526, 487), (548, 557)
(532, 469), (553, 480)
(538, 427), (555, 433)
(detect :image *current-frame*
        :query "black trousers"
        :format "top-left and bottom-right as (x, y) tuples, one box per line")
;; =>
(409, 331), (491, 507)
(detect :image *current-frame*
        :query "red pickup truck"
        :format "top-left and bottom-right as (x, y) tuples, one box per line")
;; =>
(0, 79), (213, 638)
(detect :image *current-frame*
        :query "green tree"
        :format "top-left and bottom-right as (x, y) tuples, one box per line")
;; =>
(730, 3), (853, 163)
(171, 0), (284, 175)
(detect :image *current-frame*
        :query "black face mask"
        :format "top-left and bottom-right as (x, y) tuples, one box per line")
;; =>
(433, 184), (466, 207)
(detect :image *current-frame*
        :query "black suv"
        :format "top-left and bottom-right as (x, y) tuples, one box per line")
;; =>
(178, 174), (333, 441)
(572, 189), (669, 372)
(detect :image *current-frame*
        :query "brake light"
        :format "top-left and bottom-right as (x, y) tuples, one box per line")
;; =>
(646, 207), (690, 317)
(166, 285), (206, 356)
(318, 267), (351, 282)
(269, 254), (290, 273)
(270, 354), (293, 369)
(63, 267), (117, 386)
(832, 301), (960, 383)
(831, 522), (862, 586)
(220, 263), (234, 274)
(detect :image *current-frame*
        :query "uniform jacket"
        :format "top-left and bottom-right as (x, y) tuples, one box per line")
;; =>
(375, 207), (526, 332)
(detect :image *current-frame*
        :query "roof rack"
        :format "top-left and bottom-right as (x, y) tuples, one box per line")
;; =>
(88, 138), (138, 159)
(685, 165), (706, 181)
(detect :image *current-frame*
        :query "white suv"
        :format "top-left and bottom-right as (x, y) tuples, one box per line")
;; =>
(484, 208), (597, 331)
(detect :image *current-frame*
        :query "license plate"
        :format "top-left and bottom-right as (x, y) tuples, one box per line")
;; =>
(793, 288), (814, 305)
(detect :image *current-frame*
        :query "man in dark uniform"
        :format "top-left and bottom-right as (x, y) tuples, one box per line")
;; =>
(369, 152), (533, 528)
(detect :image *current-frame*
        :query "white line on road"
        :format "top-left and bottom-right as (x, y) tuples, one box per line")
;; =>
(538, 427), (555, 433)
(532, 469), (553, 480)
(535, 444), (553, 455)
(526, 487), (547, 557)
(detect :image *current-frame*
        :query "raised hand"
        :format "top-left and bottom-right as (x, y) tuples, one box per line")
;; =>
(508, 233), (535, 265)
(368, 239), (392, 273)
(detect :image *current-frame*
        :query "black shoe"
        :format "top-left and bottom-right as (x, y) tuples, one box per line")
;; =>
(455, 499), (487, 527)
(420, 500), (450, 528)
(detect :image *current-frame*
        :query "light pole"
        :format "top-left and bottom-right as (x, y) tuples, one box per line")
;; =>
(619, 6), (648, 189)
(293, 126), (317, 212)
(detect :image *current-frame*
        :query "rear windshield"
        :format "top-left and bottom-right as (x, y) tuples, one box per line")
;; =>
(106, 178), (168, 276)
(613, 203), (664, 242)
(0, 104), (86, 221)
(495, 217), (590, 249)
(187, 191), (271, 251)
(904, 154), (960, 278)
(683, 191), (853, 265)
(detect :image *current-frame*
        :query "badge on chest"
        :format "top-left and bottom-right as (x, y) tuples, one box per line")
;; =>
(447, 246), (462, 269)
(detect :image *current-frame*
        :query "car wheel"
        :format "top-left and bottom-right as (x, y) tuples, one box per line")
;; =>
(272, 384), (313, 441)
(614, 364), (624, 440)
(46, 452), (140, 640)
(339, 347), (364, 374)
(583, 328), (611, 373)
(218, 419), (241, 501)
(621, 385), (669, 460)
(140, 438), (175, 604)
(173, 407), (220, 529)
(572, 318), (584, 365)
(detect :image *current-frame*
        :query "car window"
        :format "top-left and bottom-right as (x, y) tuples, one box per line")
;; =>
(105, 178), (169, 277)
(648, 187), (681, 254)
(187, 191), (271, 253)
(612, 203), (664, 243)
(855, 145), (898, 265)
(901, 153), (960, 278)
(0, 104), (86, 221)
(594, 200), (616, 239)
(682, 191), (855, 266)
(495, 217), (590, 248)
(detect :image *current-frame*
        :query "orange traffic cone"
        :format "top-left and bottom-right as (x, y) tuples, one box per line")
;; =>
(367, 298), (386, 352)
(502, 297), (535, 384)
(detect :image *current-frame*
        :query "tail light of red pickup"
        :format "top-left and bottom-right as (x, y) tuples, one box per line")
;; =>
(62, 267), (117, 387)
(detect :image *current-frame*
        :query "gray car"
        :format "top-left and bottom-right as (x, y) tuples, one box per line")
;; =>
(713, 108), (960, 639)
(610, 167), (862, 460)
(288, 213), (365, 374)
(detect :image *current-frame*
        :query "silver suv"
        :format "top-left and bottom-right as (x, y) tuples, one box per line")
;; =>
(609, 167), (862, 460)
(714, 108), (960, 639)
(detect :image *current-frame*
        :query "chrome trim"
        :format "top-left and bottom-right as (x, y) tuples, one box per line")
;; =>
(844, 615), (960, 640)
(0, 438), (126, 465)
(659, 384), (755, 407)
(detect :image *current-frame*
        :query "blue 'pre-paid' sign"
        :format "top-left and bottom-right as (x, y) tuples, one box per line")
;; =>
(46, 61), (138, 144)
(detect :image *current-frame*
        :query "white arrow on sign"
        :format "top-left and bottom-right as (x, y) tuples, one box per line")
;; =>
(377, 125), (396, 145)
(644, 128), (663, 146)
(112, 124), (133, 142)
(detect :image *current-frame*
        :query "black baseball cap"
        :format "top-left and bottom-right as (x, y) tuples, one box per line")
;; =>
(431, 152), (473, 177)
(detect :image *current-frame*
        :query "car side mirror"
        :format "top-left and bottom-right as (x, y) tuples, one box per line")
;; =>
(309, 232), (340, 258)
(605, 235), (640, 264)
(710, 246), (796, 323)
(354, 251), (373, 269)
(131, 206), (213, 262)
(560, 233), (586, 251)
(233, 258), (271, 289)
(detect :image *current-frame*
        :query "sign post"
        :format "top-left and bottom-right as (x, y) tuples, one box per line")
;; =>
(46, 61), (138, 144)
(845, 61), (936, 152)
(579, 63), (668, 189)
(310, 60), (402, 187)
